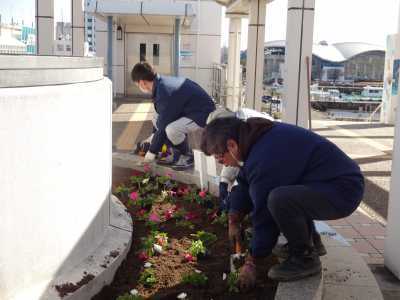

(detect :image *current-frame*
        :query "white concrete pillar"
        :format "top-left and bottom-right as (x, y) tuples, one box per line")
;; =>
(226, 14), (242, 111)
(380, 34), (398, 124)
(245, 0), (266, 111)
(35, 0), (54, 55)
(384, 2), (400, 279)
(282, 0), (315, 128)
(72, 0), (85, 56)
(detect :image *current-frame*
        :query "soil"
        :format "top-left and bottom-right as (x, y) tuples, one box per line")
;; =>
(55, 274), (95, 297)
(92, 167), (278, 300)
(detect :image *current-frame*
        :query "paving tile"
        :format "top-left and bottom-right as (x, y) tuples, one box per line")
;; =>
(367, 238), (385, 251)
(334, 226), (362, 238)
(327, 218), (349, 226)
(349, 239), (378, 254)
(364, 256), (385, 265)
(352, 223), (386, 237)
(346, 213), (375, 225)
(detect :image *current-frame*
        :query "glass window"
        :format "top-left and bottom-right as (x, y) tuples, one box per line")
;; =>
(140, 43), (146, 62)
(153, 44), (160, 65)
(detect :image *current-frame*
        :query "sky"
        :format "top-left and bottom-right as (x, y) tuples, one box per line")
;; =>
(0, 0), (399, 49)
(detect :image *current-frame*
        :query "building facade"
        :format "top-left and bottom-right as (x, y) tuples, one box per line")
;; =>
(263, 41), (385, 84)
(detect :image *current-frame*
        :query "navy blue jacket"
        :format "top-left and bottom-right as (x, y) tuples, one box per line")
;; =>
(229, 122), (364, 257)
(149, 75), (215, 153)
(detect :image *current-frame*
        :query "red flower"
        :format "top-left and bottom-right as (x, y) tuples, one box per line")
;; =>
(198, 190), (207, 198)
(130, 191), (139, 201)
(183, 253), (194, 262)
(138, 251), (149, 261)
(184, 212), (197, 221)
(164, 209), (173, 220)
(132, 170), (143, 177)
(136, 209), (146, 218)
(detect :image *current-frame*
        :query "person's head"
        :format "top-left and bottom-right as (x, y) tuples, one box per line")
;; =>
(131, 62), (157, 94)
(201, 116), (274, 167)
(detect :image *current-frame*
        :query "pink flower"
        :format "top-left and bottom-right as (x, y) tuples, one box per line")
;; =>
(164, 209), (173, 220)
(169, 190), (177, 197)
(148, 213), (161, 223)
(198, 190), (207, 198)
(132, 170), (143, 177)
(184, 253), (194, 262)
(165, 171), (174, 179)
(184, 212), (197, 221)
(143, 164), (151, 173)
(130, 191), (139, 201)
(138, 251), (149, 261)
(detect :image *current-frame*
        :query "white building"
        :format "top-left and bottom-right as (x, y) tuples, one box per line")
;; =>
(86, 0), (222, 96)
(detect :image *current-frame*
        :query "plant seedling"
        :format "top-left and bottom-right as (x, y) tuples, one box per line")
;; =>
(190, 231), (217, 247)
(189, 240), (206, 257)
(211, 212), (228, 227)
(181, 272), (208, 287)
(227, 271), (240, 293)
(138, 269), (157, 287)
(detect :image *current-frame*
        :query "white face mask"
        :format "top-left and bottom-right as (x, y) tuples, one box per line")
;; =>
(229, 149), (244, 167)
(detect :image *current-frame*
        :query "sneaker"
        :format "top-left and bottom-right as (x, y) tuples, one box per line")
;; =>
(171, 155), (194, 171)
(268, 249), (322, 281)
(272, 239), (327, 259)
(157, 150), (179, 166)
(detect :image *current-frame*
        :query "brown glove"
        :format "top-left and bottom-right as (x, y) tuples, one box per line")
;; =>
(239, 255), (257, 290)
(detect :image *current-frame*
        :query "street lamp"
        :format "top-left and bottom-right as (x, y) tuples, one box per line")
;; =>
(117, 25), (123, 41)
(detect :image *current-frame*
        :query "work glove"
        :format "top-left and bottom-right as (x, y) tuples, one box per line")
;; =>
(218, 182), (229, 214)
(238, 255), (257, 290)
(143, 151), (156, 163)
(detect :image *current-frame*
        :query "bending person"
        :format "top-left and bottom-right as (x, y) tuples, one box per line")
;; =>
(201, 116), (364, 286)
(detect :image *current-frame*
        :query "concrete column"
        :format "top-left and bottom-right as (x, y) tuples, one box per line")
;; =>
(174, 18), (181, 76)
(384, 2), (400, 279)
(72, 0), (85, 56)
(226, 15), (242, 111)
(107, 16), (113, 81)
(35, 0), (54, 55)
(245, 0), (266, 111)
(282, 0), (315, 128)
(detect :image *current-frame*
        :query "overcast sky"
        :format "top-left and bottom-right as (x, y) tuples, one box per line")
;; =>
(1, 0), (399, 49)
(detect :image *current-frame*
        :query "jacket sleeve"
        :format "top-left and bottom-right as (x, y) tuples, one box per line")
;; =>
(228, 170), (253, 215)
(247, 166), (280, 258)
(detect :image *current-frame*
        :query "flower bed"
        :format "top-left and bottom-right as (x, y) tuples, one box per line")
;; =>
(93, 166), (277, 300)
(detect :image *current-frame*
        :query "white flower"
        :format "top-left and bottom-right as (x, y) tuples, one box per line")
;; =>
(130, 289), (138, 295)
(144, 262), (152, 268)
(222, 273), (227, 280)
(177, 292), (187, 299)
(194, 269), (202, 273)
(153, 244), (163, 254)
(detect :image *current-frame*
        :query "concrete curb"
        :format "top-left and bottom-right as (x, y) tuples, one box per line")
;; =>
(40, 195), (133, 300)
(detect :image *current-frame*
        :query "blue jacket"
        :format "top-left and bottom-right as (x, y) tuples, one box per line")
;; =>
(149, 75), (215, 153)
(229, 122), (364, 257)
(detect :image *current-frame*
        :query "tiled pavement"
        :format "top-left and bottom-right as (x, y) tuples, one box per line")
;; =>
(326, 210), (386, 265)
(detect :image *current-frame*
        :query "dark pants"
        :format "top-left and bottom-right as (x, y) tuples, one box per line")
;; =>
(267, 185), (355, 254)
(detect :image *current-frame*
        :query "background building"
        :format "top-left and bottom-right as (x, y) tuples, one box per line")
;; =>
(261, 40), (385, 84)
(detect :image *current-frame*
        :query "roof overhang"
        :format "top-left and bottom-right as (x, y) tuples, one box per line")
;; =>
(86, 0), (195, 26)
(215, 0), (275, 16)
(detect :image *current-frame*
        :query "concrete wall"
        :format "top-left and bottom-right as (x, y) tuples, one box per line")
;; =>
(0, 55), (112, 300)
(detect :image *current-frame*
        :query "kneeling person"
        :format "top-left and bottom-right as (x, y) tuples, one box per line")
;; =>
(131, 62), (215, 170)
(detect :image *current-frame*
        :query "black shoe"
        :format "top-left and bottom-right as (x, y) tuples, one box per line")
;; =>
(268, 249), (322, 282)
(171, 155), (194, 171)
(273, 239), (327, 259)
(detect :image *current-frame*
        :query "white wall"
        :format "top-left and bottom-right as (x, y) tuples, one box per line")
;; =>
(0, 56), (112, 300)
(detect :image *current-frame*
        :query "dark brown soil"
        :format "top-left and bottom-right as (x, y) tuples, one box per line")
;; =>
(55, 274), (95, 298)
(92, 167), (278, 300)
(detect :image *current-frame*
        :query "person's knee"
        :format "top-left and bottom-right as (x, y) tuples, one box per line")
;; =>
(267, 186), (293, 217)
(165, 124), (184, 145)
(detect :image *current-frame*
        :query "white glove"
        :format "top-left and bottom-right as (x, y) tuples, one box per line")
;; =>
(143, 151), (156, 163)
